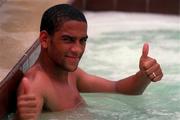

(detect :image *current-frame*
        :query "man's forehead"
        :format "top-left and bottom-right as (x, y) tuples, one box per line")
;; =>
(53, 28), (87, 39)
(60, 20), (86, 27)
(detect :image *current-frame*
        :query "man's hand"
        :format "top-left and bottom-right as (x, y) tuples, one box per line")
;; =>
(139, 43), (163, 82)
(17, 78), (38, 120)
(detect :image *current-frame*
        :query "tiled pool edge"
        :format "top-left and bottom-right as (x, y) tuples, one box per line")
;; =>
(0, 40), (40, 119)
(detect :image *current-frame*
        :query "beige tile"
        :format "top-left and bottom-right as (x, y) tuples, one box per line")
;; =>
(0, 0), (69, 81)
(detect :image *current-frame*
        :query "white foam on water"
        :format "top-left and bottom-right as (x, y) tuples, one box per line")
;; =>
(85, 12), (179, 36)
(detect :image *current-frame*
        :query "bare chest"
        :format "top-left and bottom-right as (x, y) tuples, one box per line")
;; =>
(43, 82), (85, 111)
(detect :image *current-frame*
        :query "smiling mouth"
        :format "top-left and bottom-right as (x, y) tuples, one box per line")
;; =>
(65, 56), (80, 63)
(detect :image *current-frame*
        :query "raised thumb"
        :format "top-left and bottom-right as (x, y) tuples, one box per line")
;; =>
(22, 77), (31, 94)
(142, 43), (149, 58)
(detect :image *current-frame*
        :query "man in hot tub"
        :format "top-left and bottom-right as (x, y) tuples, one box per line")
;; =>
(15, 4), (163, 120)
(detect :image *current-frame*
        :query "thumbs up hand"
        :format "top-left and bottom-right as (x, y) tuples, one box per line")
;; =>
(16, 78), (38, 120)
(139, 43), (163, 82)
(22, 77), (31, 94)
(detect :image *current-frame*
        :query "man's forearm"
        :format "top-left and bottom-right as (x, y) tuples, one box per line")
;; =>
(133, 71), (151, 94)
(115, 71), (151, 95)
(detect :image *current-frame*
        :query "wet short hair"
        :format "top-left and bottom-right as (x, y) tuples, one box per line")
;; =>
(40, 4), (87, 35)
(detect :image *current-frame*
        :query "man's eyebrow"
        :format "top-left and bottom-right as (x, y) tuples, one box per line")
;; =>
(61, 35), (74, 38)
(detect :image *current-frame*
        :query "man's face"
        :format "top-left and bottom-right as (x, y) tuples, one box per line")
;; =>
(47, 20), (88, 72)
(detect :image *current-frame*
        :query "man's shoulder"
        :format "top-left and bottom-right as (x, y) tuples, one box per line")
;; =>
(24, 63), (47, 82)
(20, 64), (49, 94)
(72, 67), (88, 80)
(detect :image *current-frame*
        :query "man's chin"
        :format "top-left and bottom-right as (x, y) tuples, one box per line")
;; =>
(66, 65), (78, 72)
(68, 68), (77, 72)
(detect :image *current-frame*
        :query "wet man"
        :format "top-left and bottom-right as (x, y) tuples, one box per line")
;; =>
(15, 4), (163, 120)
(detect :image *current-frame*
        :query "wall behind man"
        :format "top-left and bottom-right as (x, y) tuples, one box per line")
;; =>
(72, 0), (180, 15)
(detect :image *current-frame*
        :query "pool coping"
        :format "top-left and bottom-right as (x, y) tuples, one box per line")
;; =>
(0, 40), (40, 119)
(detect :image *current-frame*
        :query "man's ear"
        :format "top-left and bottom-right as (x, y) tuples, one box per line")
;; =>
(39, 31), (49, 48)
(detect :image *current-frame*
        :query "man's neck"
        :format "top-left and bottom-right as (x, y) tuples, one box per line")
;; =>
(37, 52), (69, 83)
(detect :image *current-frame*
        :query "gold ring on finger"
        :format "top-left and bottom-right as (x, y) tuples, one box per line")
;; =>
(152, 72), (156, 78)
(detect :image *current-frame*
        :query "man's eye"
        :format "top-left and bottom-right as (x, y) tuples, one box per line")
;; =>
(80, 38), (87, 44)
(63, 37), (73, 42)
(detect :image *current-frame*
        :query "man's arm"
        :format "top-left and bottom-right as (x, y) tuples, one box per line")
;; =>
(76, 68), (151, 95)
(76, 43), (163, 95)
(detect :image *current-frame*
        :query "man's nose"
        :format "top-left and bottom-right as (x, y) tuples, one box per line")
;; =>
(70, 42), (84, 54)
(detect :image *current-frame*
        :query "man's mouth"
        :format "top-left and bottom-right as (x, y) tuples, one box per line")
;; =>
(65, 56), (80, 63)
